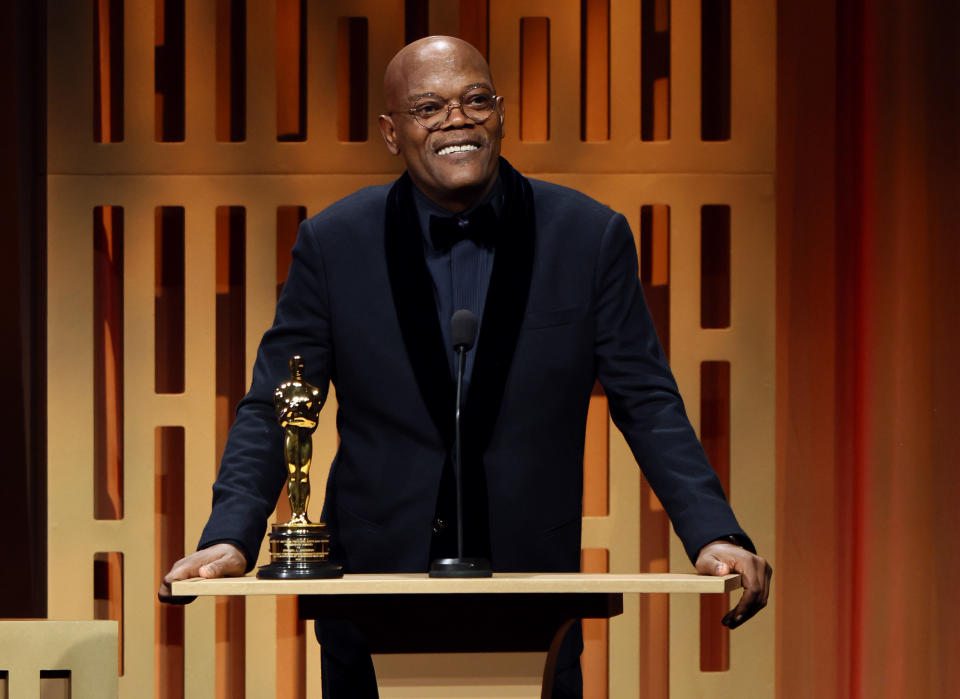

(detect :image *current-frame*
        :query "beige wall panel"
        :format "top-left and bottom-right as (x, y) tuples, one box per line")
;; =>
(428, 0), (460, 37)
(48, 169), (774, 698)
(730, 1), (777, 163)
(123, 2), (155, 146)
(0, 621), (118, 699)
(48, 1), (772, 176)
(669, 0), (701, 145)
(243, 596), (278, 697)
(48, 175), (393, 698)
(608, 0), (642, 145)
(185, 0), (217, 144)
(491, 0), (774, 175)
(245, 0), (278, 144)
(48, 0), (407, 176)
(47, 0), (775, 694)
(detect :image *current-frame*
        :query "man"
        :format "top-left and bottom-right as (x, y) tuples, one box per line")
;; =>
(160, 36), (771, 696)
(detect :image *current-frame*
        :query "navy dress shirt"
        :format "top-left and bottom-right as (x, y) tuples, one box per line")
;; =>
(412, 177), (503, 397)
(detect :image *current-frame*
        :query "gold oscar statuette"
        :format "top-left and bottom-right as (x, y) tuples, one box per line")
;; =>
(257, 355), (343, 579)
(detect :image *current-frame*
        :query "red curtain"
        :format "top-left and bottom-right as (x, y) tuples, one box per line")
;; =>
(778, 0), (960, 696)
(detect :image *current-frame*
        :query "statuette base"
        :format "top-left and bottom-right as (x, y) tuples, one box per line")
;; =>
(257, 522), (344, 579)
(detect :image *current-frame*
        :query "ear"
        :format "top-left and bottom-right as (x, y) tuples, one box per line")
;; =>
(378, 114), (400, 155)
(496, 96), (506, 139)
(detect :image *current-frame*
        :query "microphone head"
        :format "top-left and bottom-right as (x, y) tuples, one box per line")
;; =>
(450, 309), (478, 350)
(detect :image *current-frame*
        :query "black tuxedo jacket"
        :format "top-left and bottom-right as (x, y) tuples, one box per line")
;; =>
(198, 160), (753, 573)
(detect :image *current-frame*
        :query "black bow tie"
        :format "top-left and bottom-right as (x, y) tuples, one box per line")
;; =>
(429, 204), (498, 252)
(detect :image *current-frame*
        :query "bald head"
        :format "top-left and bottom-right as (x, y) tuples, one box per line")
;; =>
(383, 36), (493, 112)
(378, 36), (504, 212)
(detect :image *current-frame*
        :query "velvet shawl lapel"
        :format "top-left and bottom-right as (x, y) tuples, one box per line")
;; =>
(384, 158), (535, 452)
(385, 158), (535, 560)
(462, 159), (536, 455)
(384, 174), (457, 447)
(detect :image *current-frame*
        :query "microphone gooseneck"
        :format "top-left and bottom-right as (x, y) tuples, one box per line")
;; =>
(429, 309), (491, 578)
(454, 342), (466, 557)
(450, 309), (477, 559)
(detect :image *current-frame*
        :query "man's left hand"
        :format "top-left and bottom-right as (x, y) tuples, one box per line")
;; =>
(695, 540), (772, 629)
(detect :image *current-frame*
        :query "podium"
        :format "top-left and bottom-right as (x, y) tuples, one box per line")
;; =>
(173, 573), (739, 697)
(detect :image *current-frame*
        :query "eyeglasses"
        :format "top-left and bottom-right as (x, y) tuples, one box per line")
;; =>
(394, 86), (500, 131)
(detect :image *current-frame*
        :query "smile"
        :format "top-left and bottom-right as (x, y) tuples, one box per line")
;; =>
(436, 144), (480, 156)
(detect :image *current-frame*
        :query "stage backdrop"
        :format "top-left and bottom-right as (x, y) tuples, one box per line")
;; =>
(45, 1), (774, 697)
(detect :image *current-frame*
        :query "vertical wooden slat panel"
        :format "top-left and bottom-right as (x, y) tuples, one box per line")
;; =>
(155, 426), (185, 699)
(520, 18), (550, 142)
(404, 0), (429, 44)
(155, 207), (186, 394)
(94, 0), (124, 142)
(641, 0), (670, 141)
(94, 206), (124, 521)
(240, 199), (279, 699)
(184, 0), (216, 144)
(274, 204), (307, 698)
(639, 201), (670, 698)
(581, 0), (609, 141)
(639, 489), (669, 699)
(667, 0), (698, 144)
(214, 207), (246, 699)
(701, 204), (731, 328)
(337, 18), (369, 142)
(581, 549), (610, 698)
(155, 0), (186, 142)
(459, 0), (488, 59)
(245, 0), (277, 144)
(640, 204), (671, 356)
(305, 1), (339, 150)
(701, 0), (731, 141)
(93, 552), (125, 674)
(276, 206), (305, 296)
(216, 0), (247, 142)
(276, 0), (306, 141)
(583, 390), (609, 517)
(699, 360), (730, 670)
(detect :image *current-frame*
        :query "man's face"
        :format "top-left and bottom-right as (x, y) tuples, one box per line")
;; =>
(379, 40), (504, 210)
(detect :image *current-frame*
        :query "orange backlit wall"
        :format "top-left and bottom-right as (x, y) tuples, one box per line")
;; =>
(2, 0), (952, 698)
(46, 1), (778, 697)
(777, 0), (960, 697)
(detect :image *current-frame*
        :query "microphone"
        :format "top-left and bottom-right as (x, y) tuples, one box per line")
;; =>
(429, 310), (492, 578)
(450, 308), (478, 351)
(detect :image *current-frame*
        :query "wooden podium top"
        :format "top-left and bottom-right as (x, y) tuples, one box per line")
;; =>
(171, 572), (740, 597)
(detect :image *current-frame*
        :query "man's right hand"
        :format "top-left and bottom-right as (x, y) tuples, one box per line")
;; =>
(157, 543), (247, 603)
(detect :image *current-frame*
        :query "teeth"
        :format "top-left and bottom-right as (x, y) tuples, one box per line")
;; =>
(437, 144), (479, 156)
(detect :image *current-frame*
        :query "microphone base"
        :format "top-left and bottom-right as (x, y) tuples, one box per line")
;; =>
(428, 557), (493, 578)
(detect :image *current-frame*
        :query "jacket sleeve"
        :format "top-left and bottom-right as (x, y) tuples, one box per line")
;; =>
(592, 212), (755, 564)
(197, 218), (334, 571)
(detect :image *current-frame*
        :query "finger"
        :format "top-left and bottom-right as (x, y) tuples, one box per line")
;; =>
(695, 552), (731, 577)
(157, 551), (221, 601)
(722, 555), (757, 625)
(760, 560), (773, 607)
(198, 556), (226, 578)
(158, 552), (211, 604)
(164, 555), (203, 585)
(158, 561), (198, 604)
(723, 557), (763, 628)
(199, 548), (245, 579)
